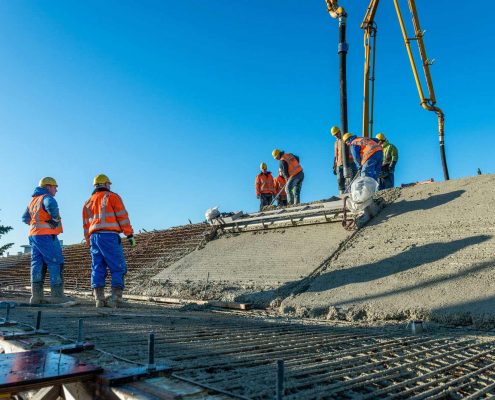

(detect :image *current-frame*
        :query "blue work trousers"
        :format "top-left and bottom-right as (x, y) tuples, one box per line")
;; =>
(90, 233), (127, 289)
(287, 171), (304, 205)
(360, 152), (383, 182)
(29, 235), (64, 286)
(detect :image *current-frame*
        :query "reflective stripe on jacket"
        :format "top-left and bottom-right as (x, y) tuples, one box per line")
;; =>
(255, 172), (275, 196)
(82, 190), (133, 243)
(274, 175), (287, 199)
(334, 139), (354, 167)
(281, 153), (303, 177)
(28, 195), (63, 236)
(350, 137), (382, 165)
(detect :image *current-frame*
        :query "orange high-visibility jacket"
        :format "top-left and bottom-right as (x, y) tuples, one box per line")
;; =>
(28, 195), (63, 236)
(82, 190), (133, 243)
(255, 172), (275, 196)
(274, 175), (287, 199)
(334, 139), (354, 168)
(281, 153), (303, 177)
(350, 137), (382, 165)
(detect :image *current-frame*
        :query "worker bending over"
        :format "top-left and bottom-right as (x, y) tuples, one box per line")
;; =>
(273, 168), (288, 207)
(272, 149), (304, 205)
(22, 177), (68, 304)
(342, 133), (383, 182)
(255, 163), (275, 211)
(376, 133), (399, 190)
(331, 126), (357, 194)
(82, 174), (136, 308)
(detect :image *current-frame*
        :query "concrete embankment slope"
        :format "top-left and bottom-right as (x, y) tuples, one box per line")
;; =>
(281, 174), (495, 327)
(152, 223), (353, 306)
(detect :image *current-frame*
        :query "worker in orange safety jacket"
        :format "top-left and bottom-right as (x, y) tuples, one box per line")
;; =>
(82, 174), (136, 308)
(273, 168), (288, 207)
(330, 126), (358, 194)
(22, 177), (69, 304)
(343, 133), (383, 182)
(255, 163), (275, 211)
(272, 149), (304, 205)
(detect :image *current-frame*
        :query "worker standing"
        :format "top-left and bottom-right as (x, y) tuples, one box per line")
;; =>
(22, 177), (68, 304)
(273, 168), (288, 207)
(342, 133), (383, 182)
(82, 174), (136, 308)
(255, 163), (275, 211)
(331, 126), (357, 194)
(272, 149), (304, 205)
(376, 133), (399, 190)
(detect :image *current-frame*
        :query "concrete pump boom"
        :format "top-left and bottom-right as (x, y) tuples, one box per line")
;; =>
(325, 0), (450, 180)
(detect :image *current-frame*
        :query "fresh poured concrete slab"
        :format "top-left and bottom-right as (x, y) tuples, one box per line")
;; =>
(280, 175), (495, 327)
(152, 223), (352, 305)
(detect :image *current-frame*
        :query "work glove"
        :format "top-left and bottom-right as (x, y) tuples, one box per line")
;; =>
(127, 235), (137, 247)
(47, 219), (59, 229)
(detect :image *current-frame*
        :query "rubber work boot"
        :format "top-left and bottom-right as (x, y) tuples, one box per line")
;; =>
(110, 287), (124, 308)
(30, 282), (45, 305)
(49, 285), (72, 304)
(94, 287), (106, 308)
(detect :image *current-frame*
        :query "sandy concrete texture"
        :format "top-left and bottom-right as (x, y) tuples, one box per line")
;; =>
(152, 223), (351, 305)
(280, 174), (495, 327)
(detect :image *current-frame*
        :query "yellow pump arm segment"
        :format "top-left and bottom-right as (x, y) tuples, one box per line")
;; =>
(393, 0), (449, 179)
(361, 0), (380, 138)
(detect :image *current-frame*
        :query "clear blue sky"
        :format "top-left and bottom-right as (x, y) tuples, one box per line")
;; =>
(1, 0), (494, 253)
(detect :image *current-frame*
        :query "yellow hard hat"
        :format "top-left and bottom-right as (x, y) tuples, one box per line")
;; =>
(342, 133), (354, 142)
(330, 126), (341, 136)
(272, 149), (281, 159)
(93, 174), (112, 186)
(39, 177), (58, 187)
(260, 162), (267, 171)
(376, 133), (386, 141)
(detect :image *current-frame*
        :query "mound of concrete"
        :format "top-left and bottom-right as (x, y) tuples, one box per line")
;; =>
(280, 174), (495, 327)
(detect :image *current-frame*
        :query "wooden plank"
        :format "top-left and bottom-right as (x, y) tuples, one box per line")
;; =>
(221, 213), (346, 232)
(208, 301), (252, 311)
(99, 365), (171, 386)
(122, 294), (208, 305)
(31, 385), (60, 400)
(62, 382), (94, 400)
(128, 382), (182, 400)
(0, 349), (102, 394)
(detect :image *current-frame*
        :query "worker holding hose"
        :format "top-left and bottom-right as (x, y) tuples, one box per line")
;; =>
(343, 133), (383, 182)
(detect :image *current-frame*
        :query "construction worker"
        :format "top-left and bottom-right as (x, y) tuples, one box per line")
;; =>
(331, 126), (357, 194)
(273, 168), (288, 207)
(272, 149), (304, 205)
(82, 174), (136, 308)
(21, 177), (68, 304)
(255, 163), (275, 211)
(342, 133), (383, 182)
(376, 133), (399, 190)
